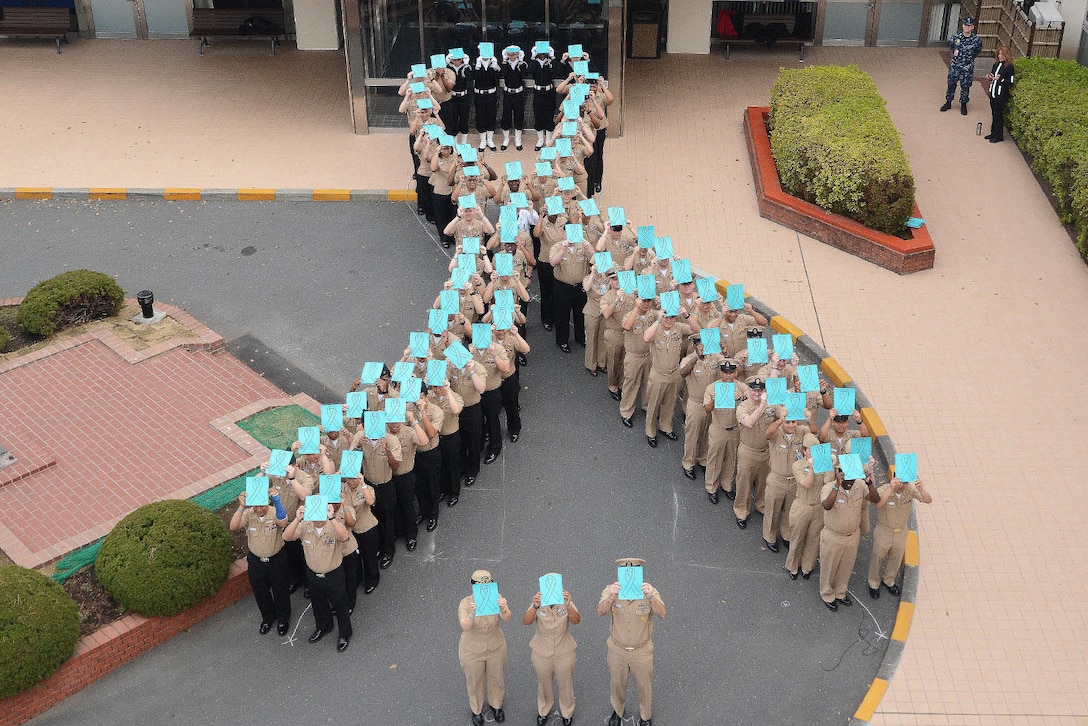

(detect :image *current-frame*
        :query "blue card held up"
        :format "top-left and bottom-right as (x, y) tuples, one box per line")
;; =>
(535, 40), (550, 55)
(696, 276), (719, 301)
(494, 306), (513, 330)
(267, 449), (292, 477)
(617, 565), (644, 600)
(562, 121), (579, 136)
(766, 377), (787, 406)
(563, 100), (579, 120)
(416, 98), (433, 110)
(364, 410), (387, 440)
(429, 308), (448, 335)
(461, 236), (481, 255)
(848, 437), (872, 463)
(579, 198), (599, 217)
(653, 236), (674, 260)
(499, 206), (516, 227)
(594, 251), (615, 273)
(298, 426), (320, 455)
(392, 361), (415, 383)
(573, 60), (589, 76)
(895, 453), (918, 482)
(472, 323), (492, 349)
(495, 253), (514, 277)
(409, 331), (430, 358)
(785, 392), (807, 421)
(505, 160), (522, 180)
(545, 196), (565, 216)
(636, 274), (656, 300)
(400, 376), (422, 403)
(659, 290), (680, 317)
(478, 41), (494, 58)
(450, 267), (471, 290)
(838, 453), (864, 481)
(672, 258), (692, 284)
(772, 334), (794, 360)
(473, 581), (500, 616)
(384, 398), (406, 424)
(494, 289), (515, 309)
(617, 270), (636, 293)
(565, 223), (584, 243)
(540, 573), (564, 607)
(456, 143), (476, 161)
(510, 192), (529, 209)
(637, 225), (654, 247)
(411, 63), (427, 78)
(448, 47), (465, 59)
(905, 217), (924, 228)
(426, 358), (449, 387)
(462, 165), (480, 177)
(346, 391), (367, 418)
(726, 283), (745, 310)
(320, 474), (342, 503)
(700, 328), (722, 355)
(430, 53), (447, 68)
(458, 194), (477, 210)
(457, 253), (477, 273)
(747, 338), (768, 364)
(711, 382), (734, 410)
(409, 81), (426, 93)
(360, 361), (384, 385)
(557, 176), (576, 192)
(608, 206), (626, 227)
(245, 476), (270, 506)
(811, 443), (833, 474)
(555, 138), (573, 157)
(567, 44), (583, 58)
(340, 450), (363, 479)
(321, 404), (344, 432)
(303, 495), (328, 522)
(797, 364), (819, 393)
(540, 145), (558, 160)
(834, 387), (855, 415)
(440, 289), (460, 314)
(444, 340), (472, 369)
(422, 123), (442, 138)
(535, 162), (553, 177)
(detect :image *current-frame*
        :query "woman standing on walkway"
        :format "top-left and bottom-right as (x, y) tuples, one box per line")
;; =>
(524, 583), (579, 726)
(458, 569), (511, 725)
(986, 46), (1015, 143)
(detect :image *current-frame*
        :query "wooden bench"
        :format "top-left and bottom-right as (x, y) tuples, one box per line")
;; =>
(190, 7), (285, 55)
(712, 13), (810, 61)
(0, 6), (71, 54)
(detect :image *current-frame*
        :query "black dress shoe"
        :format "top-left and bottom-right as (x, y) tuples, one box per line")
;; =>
(608, 712), (622, 726)
(764, 540), (780, 553)
(621, 417), (633, 428)
(493, 707), (505, 722)
(472, 714), (484, 726)
(660, 430), (677, 441)
(869, 586), (880, 599)
(308, 628), (331, 643)
(501, 144), (509, 151)
(684, 467), (696, 480)
(609, 389), (621, 401)
(543, 323), (554, 331)
(365, 583), (377, 594)
(427, 517), (438, 532)
(736, 517), (747, 529)
(510, 432), (520, 443)
(415, 514), (423, 525)
(537, 716), (548, 726)
(708, 491), (719, 505)
(442, 240), (452, 249)
(259, 622), (273, 635)
(883, 582), (901, 596)
(464, 476), (476, 486)
(638, 719), (652, 726)
(562, 718), (572, 726)
(484, 452), (498, 465)
(838, 593), (853, 606)
(380, 553), (394, 569)
(277, 622), (289, 636)
(984, 133), (993, 139)
(940, 101), (952, 111)
(517, 353), (528, 366)
(960, 103), (968, 115)
(646, 436), (657, 448)
(407, 539), (417, 551)
(447, 496), (459, 506)
(725, 489), (736, 501)
(801, 571), (812, 580)
(824, 599), (838, 611)
(337, 636), (350, 652)
(789, 571), (798, 580)
(558, 343), (571, 354)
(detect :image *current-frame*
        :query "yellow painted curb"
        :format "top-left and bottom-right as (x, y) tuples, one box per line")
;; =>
(387, 189), (417, 202)
(313, 189), (352, 202)
(16, 187), (53, 200)
(769, 315), (803, 340)
(860, 407), (886, 437)
(853, 678), (889, 721)
(164, 188), (202, 201)
(891, 601), (915, 642)
(904, 529), (919, 567)
(820, 357), (852, 386)
(237, 189), (276, 201)
(89, 188), (127, 200)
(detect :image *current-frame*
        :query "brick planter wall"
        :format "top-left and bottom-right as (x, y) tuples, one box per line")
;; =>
(744, 107), (935, 275)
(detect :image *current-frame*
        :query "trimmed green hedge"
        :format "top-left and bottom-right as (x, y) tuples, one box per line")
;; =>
(1005, 58), (1088, 260)
(95, 500), (231, 617)
(768, 64), (915, 235)
(0, 325), (9, 351)
(0, 565), (81, 699)
(16, 269), (124, 337)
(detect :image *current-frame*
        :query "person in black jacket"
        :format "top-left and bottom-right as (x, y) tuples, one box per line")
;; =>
(446, 49), (474, 147)
(474, 44), (501, 151)
(986, 46), (1015, 143)
(499, 45), (528, 151)
(529, 42), (557, 150)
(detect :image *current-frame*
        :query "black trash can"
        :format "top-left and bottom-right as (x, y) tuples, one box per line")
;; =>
(136, 290), (155, 319)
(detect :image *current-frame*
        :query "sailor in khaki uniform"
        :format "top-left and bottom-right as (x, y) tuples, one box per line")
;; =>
(619, 298), (656, 427)
(868, 475), (931, 598)
(762, 408), (810, 552)
(641, 308), (694, 446)
(819, 465), (879, 610)
(785, 433), (831, 580)
(599, 272), (633, 400)
(598, 557), (667, 726)
(283, 499), (354, 651)
(524, 584), (580, 725)
(680, 334), (724, 480)
(458, 569), (512, 725)
(734, 377), (776, 528)
(229, 486), (290, 635)
(702, 360), (747, 503)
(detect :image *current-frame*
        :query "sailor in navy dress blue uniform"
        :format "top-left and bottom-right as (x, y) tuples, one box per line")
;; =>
(499, 45), (528, 151)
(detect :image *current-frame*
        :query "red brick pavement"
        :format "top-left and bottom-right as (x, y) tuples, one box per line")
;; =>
(0, 299), (300, 569)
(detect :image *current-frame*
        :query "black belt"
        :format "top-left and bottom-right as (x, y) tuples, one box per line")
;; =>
(476, 88), (497, 95)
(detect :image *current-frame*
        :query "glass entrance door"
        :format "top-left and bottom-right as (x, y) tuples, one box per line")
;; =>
(822, 0), (875, 44)
(876, 0), (925, 44)
(88, 0), (139, 37)
(822, 0), (926, 45)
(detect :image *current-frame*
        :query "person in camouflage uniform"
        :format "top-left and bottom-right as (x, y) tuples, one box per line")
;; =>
(941, 17), (983, 115)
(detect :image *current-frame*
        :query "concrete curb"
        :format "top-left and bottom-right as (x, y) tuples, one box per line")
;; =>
(0, 188), (418, 202)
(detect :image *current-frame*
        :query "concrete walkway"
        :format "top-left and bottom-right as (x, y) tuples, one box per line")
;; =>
(3, 40), (1087, 725)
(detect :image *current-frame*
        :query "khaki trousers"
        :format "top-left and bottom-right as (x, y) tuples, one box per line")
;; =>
(531, 647), (577, 719)
(868, 523), (908, 588)
(681, 399), (710, 471)
(584, 309), (607, 372)
(644, 369), (680, 437)
(762, 472), (796, 544)
(819, 527), (860, 603)
(785, 500), (823, 575)
(607, 639), (654, 720)
(705, 425), (740, 495)
(733, 444), (769, 521)
(459, 640), (507, 715)
(619, 352), (651, 418)
(604, 329), (625, 392)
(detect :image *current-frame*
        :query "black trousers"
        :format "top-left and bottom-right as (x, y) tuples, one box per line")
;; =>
(460, 401), (484, 477)
(475, 92), (498, 133)
(481, 388), (503, 455)
(439, 430), (463, 498)
(372, 480), (397, 556)
(499, 372), (522, 437)
(353, 528), (380, 590)
(415, 446), (442, 519)
(416, 173), (435, 221)
(552, 279), (586, 346)
(588, 130), (606, 193)
(408, 134), (421, 180)
(989, 94), (1007, 140)
(434, 192), (456, 247)
(537, 260), (555, 327)
(391, 471), (419, 542)
(501, 91), (526, 130)
(445, 93), (472, 135)
(342, 549), (360, 612)
(284, 538), (306, 588)
(305, 564), (352, 639)
(247, 549), (291, 626)
(533, 88), (556, 132)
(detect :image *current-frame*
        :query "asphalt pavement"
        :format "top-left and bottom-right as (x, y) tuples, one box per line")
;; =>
(1, 199), (896, 726)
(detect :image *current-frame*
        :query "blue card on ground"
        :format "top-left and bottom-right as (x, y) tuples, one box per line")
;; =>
(297, 426), (320, 454)
(617, 565), (644, 600)
(245, 476), (270, 506)
(906, 217), (924, 228)
(473, 581), (500, 616)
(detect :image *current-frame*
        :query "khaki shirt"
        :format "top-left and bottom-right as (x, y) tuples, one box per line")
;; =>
(828, 430), (860, 456)
(352, 431), (402, 485)
(601, 230), (637, 268)
(821, 481), (867, 536)
(552, 240), (591, 286)
(876, 483), (921, 532)
(703, 379), (748, 430)
(769, 426), (809, 477)
(240, 508), (285, 559)
(416, 400), (445, 452)
(458, 594), (507, 656)
(392, 424), (419, 475)
(600, 585), (661, 650)
(539, 215), (569, 255)
(683, 354), (724, 407)
(451, 360), (486, 407)
(718, 314), (757, 358)
(473, 344), (510, 392)
(343, 481), (378, 533)
(364, 384), (398, 413)
(624, 312), (656, 355)
(429, 387), (464, 435)
(295, 520), (345, 574)
(601, 289), (635, 331)
(529, 604), (578, 657)
(275, 469), (315, 521)
(321, 430), (350, 470)
(650, 322), (692, 378)
(792, 459), (827, 506)
(737, 398), (775, 451)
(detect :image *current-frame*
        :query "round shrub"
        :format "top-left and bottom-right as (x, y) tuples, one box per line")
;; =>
(95, 500), (231, 617)
(16, 269), (124, 337)
(0, 565), (80, 699)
